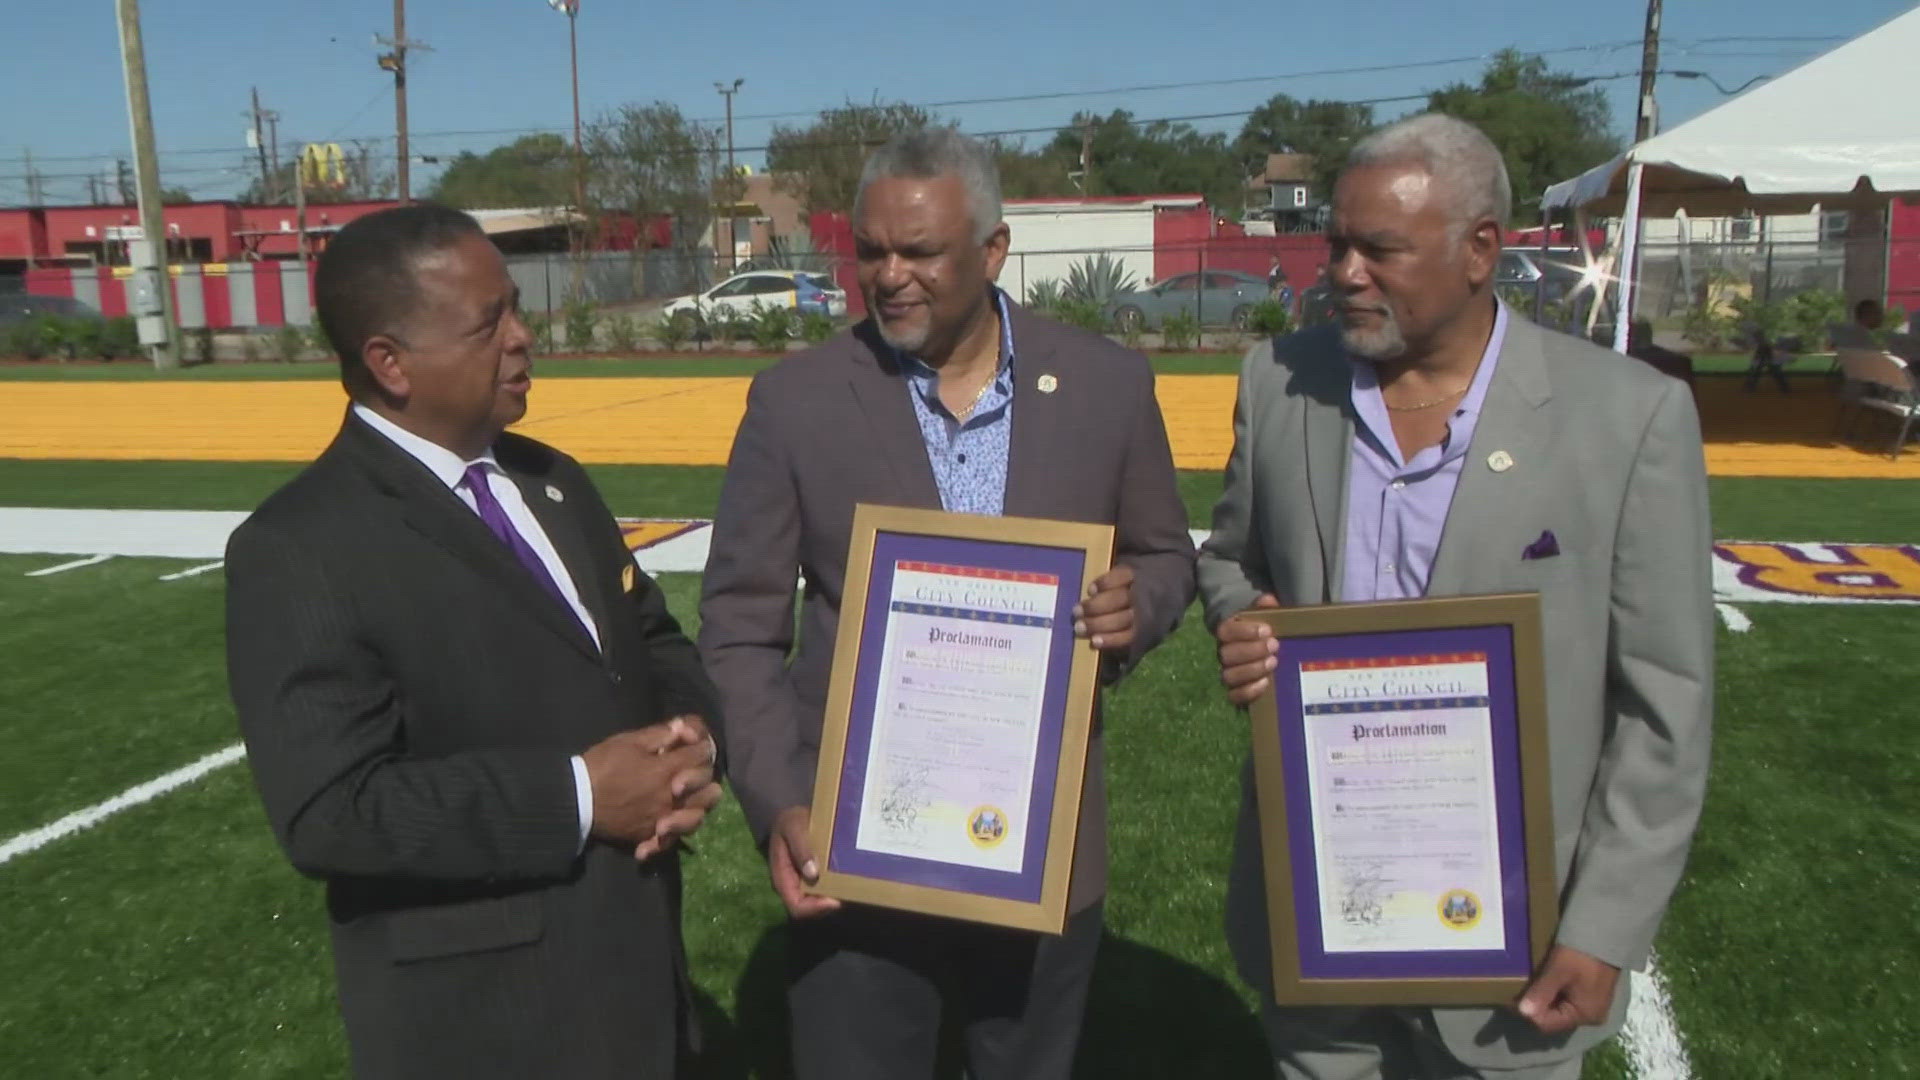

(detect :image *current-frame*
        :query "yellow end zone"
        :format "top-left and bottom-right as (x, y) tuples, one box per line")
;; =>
(5, 374), (1920, 478)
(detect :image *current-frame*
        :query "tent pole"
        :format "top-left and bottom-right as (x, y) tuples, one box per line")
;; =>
(1535, 206), (1550, 323)
(1612, 163), (1646, 353)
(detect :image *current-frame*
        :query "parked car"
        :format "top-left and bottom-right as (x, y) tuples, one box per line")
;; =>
(0, 293), (99, 327)
(1496, 248), (1589, 306)
(1106, 270), (1269, 331)
(660, 270), (846, 330)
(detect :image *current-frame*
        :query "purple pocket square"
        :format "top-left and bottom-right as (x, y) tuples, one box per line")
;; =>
(1522, 531), (1561, 560)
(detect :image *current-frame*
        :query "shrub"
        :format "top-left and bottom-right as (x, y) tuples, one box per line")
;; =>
(1244, 299), (1293, 337)
(603, 312), (640, 353)
(524, 312), (555, 353)
(100, 317), (140, 359)
(239, 334), (263, 364)
(798, 311), (837, 344)
(562, 299), (598, 352)
(1024, 280), (1065, 319)
(1161, 309), (1200, 351)
(1053, 297), (1109, 334)
(747, 303), (795, 351)
(3, 317), (51, 360)
(274, 324), (307, 363)
(654, 312), (695, 352)
(1062, 253), (1137, 307)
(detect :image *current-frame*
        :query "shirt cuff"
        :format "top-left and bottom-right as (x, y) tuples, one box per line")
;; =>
(570, 754), (593, 853)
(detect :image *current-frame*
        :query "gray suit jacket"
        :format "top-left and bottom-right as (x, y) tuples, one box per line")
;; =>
(699, 303), (1196, 911)
(1197, 316), (1714, 1068)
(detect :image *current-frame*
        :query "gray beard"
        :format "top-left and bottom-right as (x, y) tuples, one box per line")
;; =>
(1341, 311), (1408, 361)
(875, 317), (931, 355)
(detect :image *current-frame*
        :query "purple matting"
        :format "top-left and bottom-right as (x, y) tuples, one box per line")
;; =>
(1273, 624), (1534, 980)
(827, 529), (1086, 904)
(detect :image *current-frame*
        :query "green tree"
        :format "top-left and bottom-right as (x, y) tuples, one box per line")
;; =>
(429, 133), (576, 209)
(766, 101), (933, 216)
(1425, 49), (1620, 210)
(1047, 110), (1242, 210)
(1234, 95), (1376, 195)
(583, 101), (719, 251)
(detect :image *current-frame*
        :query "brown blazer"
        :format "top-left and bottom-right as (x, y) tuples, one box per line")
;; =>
(698, 301), (1196, 910)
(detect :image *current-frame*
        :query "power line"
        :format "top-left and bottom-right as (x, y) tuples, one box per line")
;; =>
(14, 36), (1772, 168)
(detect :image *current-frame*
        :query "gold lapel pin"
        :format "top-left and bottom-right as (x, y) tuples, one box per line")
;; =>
(545, 484), (565, 502)
(621, 564), (636, 593)
(1037, 374), (1059, 394)
(1487, 450), (1515, 473)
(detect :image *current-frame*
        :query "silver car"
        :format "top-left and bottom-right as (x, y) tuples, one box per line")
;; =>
(1106, 270), (1270, 331)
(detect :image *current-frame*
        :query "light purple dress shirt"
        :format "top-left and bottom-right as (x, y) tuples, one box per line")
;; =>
(1338, 305), (1508, 603)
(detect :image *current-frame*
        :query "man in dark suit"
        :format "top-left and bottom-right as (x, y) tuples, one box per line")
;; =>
(225, 204), (723, 1078)
(698, 129), (1196, 1079)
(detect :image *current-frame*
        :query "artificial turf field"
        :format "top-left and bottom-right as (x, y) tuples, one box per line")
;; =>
(2, 450), (1916, 1078)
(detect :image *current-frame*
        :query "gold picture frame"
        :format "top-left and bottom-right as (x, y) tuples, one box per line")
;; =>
(1241, 593), (1558, 1006)
(807, 503), (1113, 934)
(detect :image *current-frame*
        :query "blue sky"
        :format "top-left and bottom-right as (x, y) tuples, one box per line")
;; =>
(1, 0), (1909, 204)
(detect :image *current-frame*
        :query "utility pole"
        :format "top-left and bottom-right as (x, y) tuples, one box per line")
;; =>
(1634, 0), (1663, 143)
(266, 110), (281, 189)
(115, 0), (179, 369)
(22, 150), (43, 206)
(116, 159), (135, 204)
(715, 78), (743, 271)
(377, 0), (428, 202)
(1073, 116), (1094, 194)
(248, 86), (276, 201)
(293, 145), (309, 262)
(88, 174), (101, 205)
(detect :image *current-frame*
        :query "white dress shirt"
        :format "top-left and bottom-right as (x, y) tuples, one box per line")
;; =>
(352, 403), (597, 849)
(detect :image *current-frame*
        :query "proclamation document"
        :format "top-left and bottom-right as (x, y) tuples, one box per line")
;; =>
(1297, 653), (1507, 954)
(853, 560), (1061, 874)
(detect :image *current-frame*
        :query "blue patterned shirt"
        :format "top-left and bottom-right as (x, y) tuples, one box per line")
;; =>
(899, 289), (1016, 516)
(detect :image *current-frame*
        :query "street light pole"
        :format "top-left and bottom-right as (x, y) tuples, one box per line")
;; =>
(715, 78), (743, 271)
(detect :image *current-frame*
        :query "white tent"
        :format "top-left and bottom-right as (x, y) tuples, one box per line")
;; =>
(1544, 4), (1920, 217)
(1540, 5), (1920, 347)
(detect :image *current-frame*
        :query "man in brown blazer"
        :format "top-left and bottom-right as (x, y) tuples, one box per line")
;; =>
(698, 129), (1195, 1079)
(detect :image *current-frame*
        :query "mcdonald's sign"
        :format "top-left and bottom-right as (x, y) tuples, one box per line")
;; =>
(300, 144), (348, 190)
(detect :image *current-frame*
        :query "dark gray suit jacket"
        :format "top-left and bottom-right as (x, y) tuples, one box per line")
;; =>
(698, 303), (1196, 910)
(225, 414), (720, 1078)
(1198, 317), (1714, 1069)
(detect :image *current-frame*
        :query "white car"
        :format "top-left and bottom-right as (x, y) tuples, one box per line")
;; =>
(660, 270), (847, 327)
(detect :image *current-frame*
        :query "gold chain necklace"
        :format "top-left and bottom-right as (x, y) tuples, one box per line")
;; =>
(953, 372), (998, 421)
(1384, 384), (1468, 412)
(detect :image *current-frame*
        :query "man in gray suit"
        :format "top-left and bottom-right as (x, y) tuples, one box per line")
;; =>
(1199, 114), (1714, 1078)
(699, 129), (1195, 1079)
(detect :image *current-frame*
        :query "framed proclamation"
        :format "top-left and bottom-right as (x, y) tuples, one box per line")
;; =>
(1241, 594), (1558, 1006)
(808, 503), (1113, 934)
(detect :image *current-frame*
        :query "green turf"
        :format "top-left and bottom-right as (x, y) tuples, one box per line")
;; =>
(5, 460), (1915, 540)
(0, 554), (234, 837)
(3, 457), (1918, 1075)
(1655, 603), (1920, 1078)
(3, 542), (1916, 1075)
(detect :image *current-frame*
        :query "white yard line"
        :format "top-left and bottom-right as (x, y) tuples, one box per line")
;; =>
(24, 554), (113, 577)
(0, 744), (246, 867)
(1714, 602), (1753, 633)
(158, 561), (225, 582)
(1622, 952), (1695, 1080)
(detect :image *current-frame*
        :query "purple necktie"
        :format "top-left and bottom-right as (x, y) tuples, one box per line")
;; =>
(461, 464), (587, 634)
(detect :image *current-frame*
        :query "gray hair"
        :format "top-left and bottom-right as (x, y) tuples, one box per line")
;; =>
(854, 127), (1004, 244)
(1345, 113), (1512, 234)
